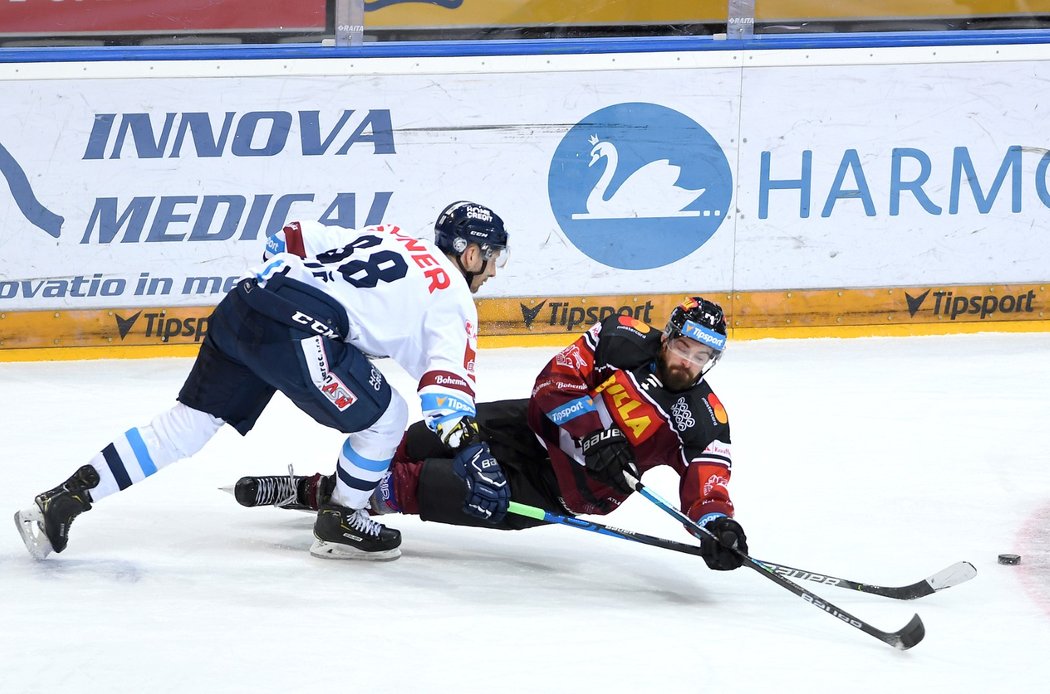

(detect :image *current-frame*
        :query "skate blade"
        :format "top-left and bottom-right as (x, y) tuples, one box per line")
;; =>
(309, 539), (401, 562)
(13, 507), (53, 560)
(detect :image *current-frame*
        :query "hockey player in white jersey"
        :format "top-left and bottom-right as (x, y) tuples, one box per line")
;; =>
(14, 201), (511, 561)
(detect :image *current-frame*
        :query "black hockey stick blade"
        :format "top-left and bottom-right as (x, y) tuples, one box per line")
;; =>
(886, 613), (925, 651)
(625, 472), (929, 650)
(755, 560), (977, 600)
(745, 556), (927, 650)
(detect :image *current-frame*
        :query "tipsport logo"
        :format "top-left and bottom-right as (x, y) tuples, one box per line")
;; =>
(520, 298), (655, 331)
(905, 288), (1038, 320)
(111, 310), (210, 342)
(548, 103), (732, 270)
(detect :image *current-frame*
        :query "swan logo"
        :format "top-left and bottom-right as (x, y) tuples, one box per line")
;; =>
(548, 103), (732, 270)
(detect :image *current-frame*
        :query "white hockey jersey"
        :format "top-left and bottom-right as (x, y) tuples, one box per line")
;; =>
(252, 220), (478, 429)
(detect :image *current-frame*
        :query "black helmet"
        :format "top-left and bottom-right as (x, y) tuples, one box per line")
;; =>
(434, 201), (508, 263)
(664, 296), (727, 375)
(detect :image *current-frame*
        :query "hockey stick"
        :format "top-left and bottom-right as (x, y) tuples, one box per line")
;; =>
(622, 472), (925, 651)
(754, 559), (976, 601)
(508, 502), (975, 601)
(509, 500), (709, 554)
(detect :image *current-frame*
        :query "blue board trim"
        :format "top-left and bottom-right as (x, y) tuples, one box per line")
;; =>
(3, 30), (1050, 64)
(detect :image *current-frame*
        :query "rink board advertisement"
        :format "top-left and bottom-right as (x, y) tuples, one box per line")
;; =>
(2, 283), (1045, 353)
(4, 0), (1046, 37)
(2, 43), (1050, 354)
(363, 0), (1050, 27)
(0, 1), (326, 35)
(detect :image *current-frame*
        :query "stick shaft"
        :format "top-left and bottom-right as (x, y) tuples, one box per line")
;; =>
(508, 503), (972, 601)
(622, 474), (925, 650)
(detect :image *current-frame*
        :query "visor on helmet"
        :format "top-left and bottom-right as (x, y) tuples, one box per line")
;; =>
(482, 243), (509, 268)
(665, 318), (725, 372)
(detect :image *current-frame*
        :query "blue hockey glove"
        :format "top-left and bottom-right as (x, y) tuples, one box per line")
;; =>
(452, 442), (510, 523)
(696, 514), (748, 571)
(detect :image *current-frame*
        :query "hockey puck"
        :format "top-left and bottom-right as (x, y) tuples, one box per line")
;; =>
(998, 553), (1021, 565)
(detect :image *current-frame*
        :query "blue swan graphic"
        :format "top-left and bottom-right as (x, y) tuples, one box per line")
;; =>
(572, 135), (705, 220)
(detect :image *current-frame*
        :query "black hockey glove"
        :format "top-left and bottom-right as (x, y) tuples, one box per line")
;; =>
(452, 442), (510, 523)
(697, 515), (748, 571)
(580, 427), (639, 494)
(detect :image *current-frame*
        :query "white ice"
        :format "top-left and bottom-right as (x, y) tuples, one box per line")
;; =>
(2, 332), (1049, 693)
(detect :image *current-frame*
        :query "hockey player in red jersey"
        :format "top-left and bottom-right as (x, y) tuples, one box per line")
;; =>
(235, 297), (747, 571)
(15, 202), (511, 562)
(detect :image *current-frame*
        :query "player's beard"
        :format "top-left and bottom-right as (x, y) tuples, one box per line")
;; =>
(656, 352), (698, 392)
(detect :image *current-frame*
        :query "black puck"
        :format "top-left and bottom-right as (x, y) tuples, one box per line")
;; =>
(998, 553), (1021, 565)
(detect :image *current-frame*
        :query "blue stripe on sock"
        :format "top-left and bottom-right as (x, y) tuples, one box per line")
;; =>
(125, 428), (157, 477)
(102, 443), (132, 490)
(341, 440), (391, 473)
(336, 465), (382, 492)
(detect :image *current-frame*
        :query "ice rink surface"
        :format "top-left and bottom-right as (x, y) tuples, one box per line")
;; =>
(2, 332), (1049, 693)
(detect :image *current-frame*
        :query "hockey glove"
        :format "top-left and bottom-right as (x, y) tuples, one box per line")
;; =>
(580, 427), (639, 494)
(436, 415), (480, 451)
(696, 514), (748, 571)
(452, 442), (510, 523)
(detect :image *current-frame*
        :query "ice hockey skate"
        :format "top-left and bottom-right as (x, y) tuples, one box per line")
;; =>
(224, 465), (332, 512)
(310, 503), (401, 561)
(14, 464), (99, 559)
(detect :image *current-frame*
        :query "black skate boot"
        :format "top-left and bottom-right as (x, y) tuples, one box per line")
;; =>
(229, 466), (333, 512)
(311, 503), (401, 561)
(14, 465), (100, 559)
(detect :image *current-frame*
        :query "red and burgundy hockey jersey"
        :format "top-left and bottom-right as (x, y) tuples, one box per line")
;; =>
(527, 314), (734, 522)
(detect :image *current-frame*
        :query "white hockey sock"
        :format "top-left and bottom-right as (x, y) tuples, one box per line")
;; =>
(90, 403), (224, 501)
(331, 392), (407, 510)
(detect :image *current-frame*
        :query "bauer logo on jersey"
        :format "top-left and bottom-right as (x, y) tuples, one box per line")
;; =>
(547, 103), (732, 270)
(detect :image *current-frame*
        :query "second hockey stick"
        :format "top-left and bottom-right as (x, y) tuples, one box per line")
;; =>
(507, 501), (975, 601)
(623, 471), (925, 651)
(754, 559), (976, 601)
